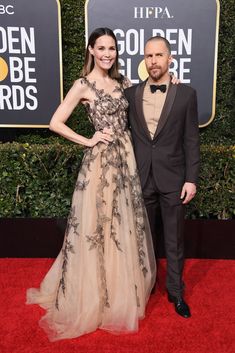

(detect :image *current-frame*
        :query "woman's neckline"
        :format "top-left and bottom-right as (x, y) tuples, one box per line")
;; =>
(83, 76), (122, 97)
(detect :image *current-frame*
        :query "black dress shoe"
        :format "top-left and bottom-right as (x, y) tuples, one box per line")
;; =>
(168, 293), (191, 318)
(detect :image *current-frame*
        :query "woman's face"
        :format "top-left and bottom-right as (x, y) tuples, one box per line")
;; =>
(89, 35), (117, 71)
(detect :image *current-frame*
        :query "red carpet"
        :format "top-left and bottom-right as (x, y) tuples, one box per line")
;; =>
(0, 259), (234, 353)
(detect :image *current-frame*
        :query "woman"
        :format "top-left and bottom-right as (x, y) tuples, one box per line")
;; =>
(26, 27), (156, 341)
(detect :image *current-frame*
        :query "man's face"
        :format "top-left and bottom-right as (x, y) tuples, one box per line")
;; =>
(144, 40), (172, 82)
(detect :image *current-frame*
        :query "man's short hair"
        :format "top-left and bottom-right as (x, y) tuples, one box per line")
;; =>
(145, 36), (171, 54)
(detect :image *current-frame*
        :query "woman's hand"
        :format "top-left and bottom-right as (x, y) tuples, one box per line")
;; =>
(88, 129), (113, 147)
(171, 75), (180, 85)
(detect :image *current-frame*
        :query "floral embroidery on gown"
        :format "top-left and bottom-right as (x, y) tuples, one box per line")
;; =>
(26, 76), (156, 341)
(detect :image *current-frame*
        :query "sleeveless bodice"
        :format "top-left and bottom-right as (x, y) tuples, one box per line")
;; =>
(81, 77), (129, 134)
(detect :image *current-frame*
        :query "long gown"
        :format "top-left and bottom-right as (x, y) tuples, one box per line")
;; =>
(26, 76), (156, 341)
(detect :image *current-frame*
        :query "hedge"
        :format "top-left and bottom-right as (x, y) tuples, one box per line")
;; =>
(0, 143), (83, 217)
(186, 145), (234, 219)
(0, 143), (234, 219)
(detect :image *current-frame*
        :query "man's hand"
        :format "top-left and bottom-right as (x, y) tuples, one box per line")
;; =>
(180, 182), (196, 204)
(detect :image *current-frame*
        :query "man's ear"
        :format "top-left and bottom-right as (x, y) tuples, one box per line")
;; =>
(168, 55), (173, 66)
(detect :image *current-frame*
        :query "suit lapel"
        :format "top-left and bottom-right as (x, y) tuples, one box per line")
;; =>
(135, 80), (152, 140)
(153, 82), (177, 139)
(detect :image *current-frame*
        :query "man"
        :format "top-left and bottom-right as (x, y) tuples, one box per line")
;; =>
(125, 36), (200, 318)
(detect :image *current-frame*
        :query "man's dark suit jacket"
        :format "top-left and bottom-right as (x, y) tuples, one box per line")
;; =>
(125, 81), (200, 193)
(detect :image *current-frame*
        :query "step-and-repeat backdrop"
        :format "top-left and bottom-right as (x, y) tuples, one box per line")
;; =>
(0, 0), (62, 127)
(0, 0), (220, 127)
(85, 0), (220, 127)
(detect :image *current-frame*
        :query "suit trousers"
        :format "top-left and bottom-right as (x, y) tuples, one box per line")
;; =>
(142, 168), (185, 297)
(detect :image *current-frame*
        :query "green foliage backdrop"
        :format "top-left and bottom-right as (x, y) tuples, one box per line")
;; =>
(0, 143), (234, 218)
(0, 0), (234, 218)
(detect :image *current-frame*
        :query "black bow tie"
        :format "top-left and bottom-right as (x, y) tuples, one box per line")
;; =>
(150, 84), (167, 93)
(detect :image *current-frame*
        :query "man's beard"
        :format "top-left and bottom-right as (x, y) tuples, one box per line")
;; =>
(148, 66), (167, 81)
